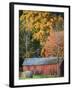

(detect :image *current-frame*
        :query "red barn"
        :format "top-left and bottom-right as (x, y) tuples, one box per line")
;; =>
(22, 57), (64, 76)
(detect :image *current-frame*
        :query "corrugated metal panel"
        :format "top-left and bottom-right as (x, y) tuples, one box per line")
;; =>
(22, 57), (63, 65)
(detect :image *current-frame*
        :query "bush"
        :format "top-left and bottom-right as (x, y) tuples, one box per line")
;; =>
(20, 71), (33, 78)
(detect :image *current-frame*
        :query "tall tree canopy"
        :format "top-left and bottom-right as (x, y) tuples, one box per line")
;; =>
(19, 10), (64, 58)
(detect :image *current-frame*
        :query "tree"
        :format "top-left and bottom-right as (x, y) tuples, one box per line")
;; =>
(19, 10), (64, 58)
(41, 31), (64, 57)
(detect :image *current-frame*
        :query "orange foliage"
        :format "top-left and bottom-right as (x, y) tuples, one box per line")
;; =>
(41, 31), (64, 57)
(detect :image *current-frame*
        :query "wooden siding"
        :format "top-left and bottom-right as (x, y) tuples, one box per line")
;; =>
(23, 64), (58, 75)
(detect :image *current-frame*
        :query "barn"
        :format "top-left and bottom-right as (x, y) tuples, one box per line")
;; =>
(22, 57), (64, 76)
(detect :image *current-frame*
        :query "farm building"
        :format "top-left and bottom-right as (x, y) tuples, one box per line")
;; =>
(22, 57), (64, 76)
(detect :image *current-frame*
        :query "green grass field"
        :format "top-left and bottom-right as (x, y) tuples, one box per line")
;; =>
(19, 74), (57, 80)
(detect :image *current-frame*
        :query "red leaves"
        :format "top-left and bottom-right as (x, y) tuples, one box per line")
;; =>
(42, 31), (64, 57)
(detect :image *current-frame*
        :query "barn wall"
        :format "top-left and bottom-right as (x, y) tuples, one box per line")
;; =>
(23, 64), (58, 75)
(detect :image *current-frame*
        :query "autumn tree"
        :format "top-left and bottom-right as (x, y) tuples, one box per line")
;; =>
(19, 10), (64, 58)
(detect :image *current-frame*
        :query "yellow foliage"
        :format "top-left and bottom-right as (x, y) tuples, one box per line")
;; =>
(34, 22), (40, 30)
(20, 10), (64, 57)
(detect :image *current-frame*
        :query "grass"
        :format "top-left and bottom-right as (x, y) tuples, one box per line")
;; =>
(19, 74), (57, 80)
(33, 74), (54, 78)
